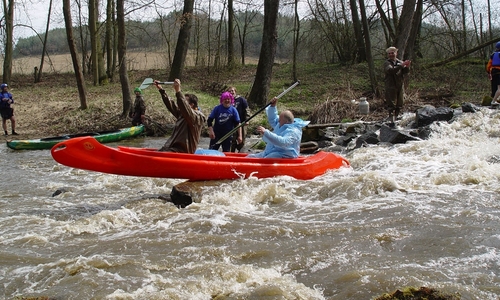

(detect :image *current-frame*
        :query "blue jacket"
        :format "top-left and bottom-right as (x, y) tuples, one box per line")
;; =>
(0, 91), (13, 109)
(256, 106), (310, 158)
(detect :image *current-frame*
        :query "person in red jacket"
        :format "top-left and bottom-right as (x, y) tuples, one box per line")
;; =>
(486, 41), (500, 106)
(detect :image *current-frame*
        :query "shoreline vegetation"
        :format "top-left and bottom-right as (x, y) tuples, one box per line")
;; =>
(2, 59), (490, 141)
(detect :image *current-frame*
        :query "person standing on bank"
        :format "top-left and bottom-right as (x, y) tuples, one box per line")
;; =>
(154, 79), (206, 153)
(247, 97), (309, 159)
(227, 86), (250, 152)
(486, 42), (500, 105)
(0, 83), (18, 136)
(384, 46), (411, 124)
(208, 91), (242, 152)
(129, 87), (146, 126)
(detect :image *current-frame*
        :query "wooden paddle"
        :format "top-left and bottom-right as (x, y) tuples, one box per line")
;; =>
(211, 80), (300, 150)
(139, 78), (174, 90)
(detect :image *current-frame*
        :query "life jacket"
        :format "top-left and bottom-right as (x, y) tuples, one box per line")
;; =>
(0, 91), (11, 108)
(492, 52), (500, 67)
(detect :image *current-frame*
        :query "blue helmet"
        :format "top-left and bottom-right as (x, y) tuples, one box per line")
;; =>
(496, 42), (500, 50)
(0, 83), (7, 90)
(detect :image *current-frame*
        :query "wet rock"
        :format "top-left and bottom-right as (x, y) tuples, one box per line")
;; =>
(170, 180), (230, 208)
(415, 106), (454, 127)
(461, 102), (477, 113)
(52, 188), (69, 197)
(374, 286), (460, 300)
(379, 124), (421, 144)
(354, 131), (379, 149)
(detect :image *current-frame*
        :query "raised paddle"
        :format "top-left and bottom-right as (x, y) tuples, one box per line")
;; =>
(139, 78), (174, 90)
(211, 80), (301, 150)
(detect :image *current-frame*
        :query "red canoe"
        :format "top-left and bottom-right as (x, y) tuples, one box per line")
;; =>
(51, 136), (350, 181)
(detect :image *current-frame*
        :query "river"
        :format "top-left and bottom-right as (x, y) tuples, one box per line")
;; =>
(1, 108), (499, 300)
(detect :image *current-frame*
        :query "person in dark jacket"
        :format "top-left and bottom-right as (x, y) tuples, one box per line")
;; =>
(0, 83), (18, 135)
(129, 87), (146, 125)
(227, 86), (250, 152)
(155, 79), (206, 153)
(486, 41), (500, 105)
(384, 46), (411, 124)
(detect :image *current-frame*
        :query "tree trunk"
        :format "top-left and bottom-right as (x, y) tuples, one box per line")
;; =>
(424, 36), (500, 68)
(76, 0), (88, 75)
(359, 0), (379, 96)
(89, 0), (99, 85)
(227, 0), (234, 68)
(36, 0), (53, 83)
(394, 0), (416, 58)
(292, 0), (299, 82)
(169, 0), (195, 80)
(105, 0), (115, 81)
(404, 0), (423, 60)
(248, 0), (280, 108)
(116, 0), (131, 117)
(2, 0), (14, 84)
(349, 0), (366, 62)
(63, 0), (88, 109)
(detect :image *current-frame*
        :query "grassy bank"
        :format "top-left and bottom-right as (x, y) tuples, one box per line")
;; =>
(4, 60), (490, 139)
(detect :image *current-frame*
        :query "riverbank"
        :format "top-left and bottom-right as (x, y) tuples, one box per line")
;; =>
(3, 61), (489, 140)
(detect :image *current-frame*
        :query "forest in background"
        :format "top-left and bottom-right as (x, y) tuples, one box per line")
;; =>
(14, 8), (500, 66)
(9, 1), (500, 73)
(2, 0), (500, 121)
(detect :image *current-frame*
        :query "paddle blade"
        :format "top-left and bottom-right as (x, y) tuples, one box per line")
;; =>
(139, 78), (154, 89)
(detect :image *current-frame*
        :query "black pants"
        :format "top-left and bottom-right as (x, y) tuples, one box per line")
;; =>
(491, 72), (500, 98)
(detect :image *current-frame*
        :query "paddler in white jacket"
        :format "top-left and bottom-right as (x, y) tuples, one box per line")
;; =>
(155, 79), (206, 153)
(247, 97), (309, 158)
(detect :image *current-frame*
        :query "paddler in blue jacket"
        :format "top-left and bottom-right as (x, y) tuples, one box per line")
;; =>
(486, 41), (500, 105)
(0, 83), (18, 136)
(247, 97), (309, 159)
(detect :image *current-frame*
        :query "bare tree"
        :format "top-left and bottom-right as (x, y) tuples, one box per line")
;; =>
(169, 0), (195, 80)
(1, 0), (14, 84)
(291, 0), (299, 82)
(227, 0), (235, 68)
(75, 0), (89, 75)
(116, 0), (132, 117)
(248, 0), (280, 107)
(349, 0), (366, 62)
(63, 0), (88, 109)
(359, 0), (378, 95)
(89, 0), (99, 85)
(235, 4), (260, 65)
(35, 0), (53, 83)
(307, 0), (356, 62)
(105, 0), (116, 81)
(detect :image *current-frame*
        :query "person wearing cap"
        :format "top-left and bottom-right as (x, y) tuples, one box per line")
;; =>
(154, 79), (206, 153)
(384, 46), (411, 124)
(0, 83), (18, 135)
(207, 91), (242, 152)
(129, 87), (146, 126)
(486, 41), (500, 106)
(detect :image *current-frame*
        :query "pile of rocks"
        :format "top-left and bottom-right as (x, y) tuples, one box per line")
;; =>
(300, 102), (485, 154)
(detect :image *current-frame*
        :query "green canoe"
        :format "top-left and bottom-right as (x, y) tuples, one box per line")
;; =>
(6, 125), (145, 150)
